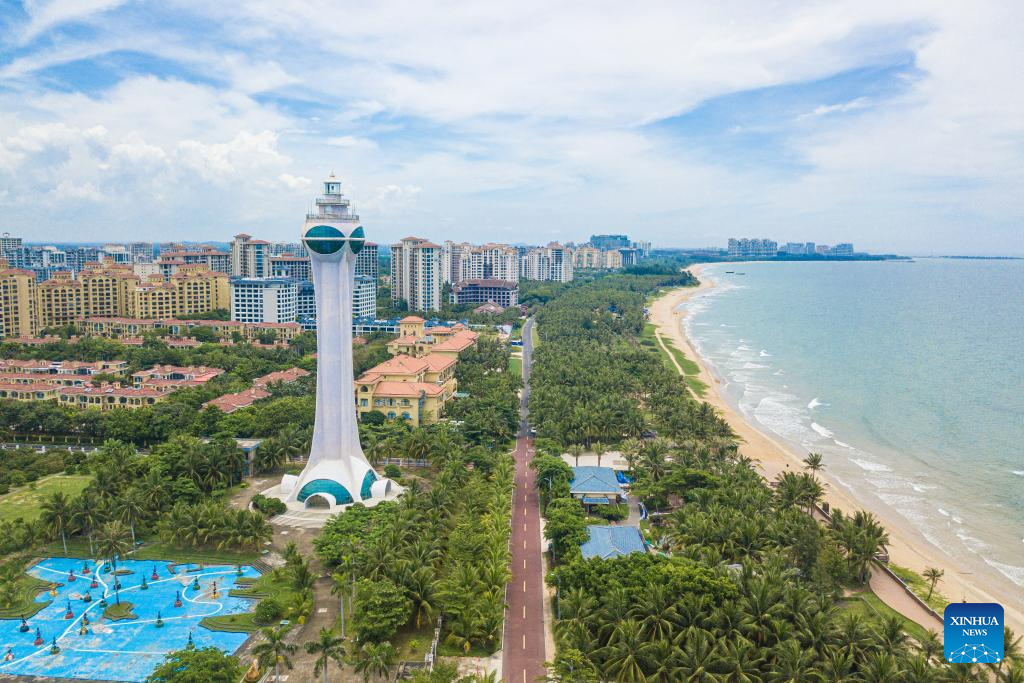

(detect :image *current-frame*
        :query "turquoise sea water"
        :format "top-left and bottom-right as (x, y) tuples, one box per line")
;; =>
(683, 259), (1024, 610)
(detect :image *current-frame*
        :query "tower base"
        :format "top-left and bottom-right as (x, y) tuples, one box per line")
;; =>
(261, 479), (404, 528)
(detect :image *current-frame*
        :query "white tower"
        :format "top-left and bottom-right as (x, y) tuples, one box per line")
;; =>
(280, 175), (392, 509)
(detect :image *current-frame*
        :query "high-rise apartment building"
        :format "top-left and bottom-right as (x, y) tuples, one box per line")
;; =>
(131, 276), (179, 319)
(727, 238), (778, 259)
(519, 243), (574, 282)
(127, 242), (154, 263)
(230, 234), (271, 278)
(172, 265), (231, 315)
(36, 271), (83, 328)
(441, 241), (466, 285)
(65, 247), (102, 274)
(230, 277), (298, 323)
(0, 233), (25, 268)
(572, 246), (602, 270)
(457, 243), (519, 282)
(391, 236), (442, 312)
(0, 263), (38, 338)
(80, 264), (138, 317)
(355, 242), (379, 281)
(271, 253), (312, 281)
(158, 246), (230, 273)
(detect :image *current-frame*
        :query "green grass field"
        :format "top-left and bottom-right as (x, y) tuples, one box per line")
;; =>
(840, 589), (932, 643)
(641, 323), (708, 397)
(131, 541), (258, 566)
(509, 355), (523, 377)
(888, 563), (949, 612)
(0, 573), (55, 619)
(0, 474), (93, 523)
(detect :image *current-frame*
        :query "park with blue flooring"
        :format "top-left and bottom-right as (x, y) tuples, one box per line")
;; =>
(0, 556), (260, 681)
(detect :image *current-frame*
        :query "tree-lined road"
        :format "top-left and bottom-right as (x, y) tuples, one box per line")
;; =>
(503, 318), (546, 683)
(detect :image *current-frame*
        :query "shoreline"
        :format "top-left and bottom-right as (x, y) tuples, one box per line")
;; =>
(650, 263), (1023, 634)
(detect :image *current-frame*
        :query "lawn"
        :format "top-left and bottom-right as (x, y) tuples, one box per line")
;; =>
(132, 540), (259, 566)
(201, 567), (299, 633)
(887, 563), (949, 611)
(840, 589), (932, 643)
(0, 572), (55, 619)
(640, 323), (707, 397)
(0, 474), (93, 523)
(530, 321), (539, 348)
(509, 355), (522, 377)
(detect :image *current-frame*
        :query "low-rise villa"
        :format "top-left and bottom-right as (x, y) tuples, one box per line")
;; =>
(569, 466), (626, 509)
(355, 353), (457, 426)
(580, 525), (647, 560)
(386, 315), (479, 359)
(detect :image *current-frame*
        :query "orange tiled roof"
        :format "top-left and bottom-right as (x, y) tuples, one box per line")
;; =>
(400, 315), (425, 323)
(203, 387), (271, 413)
(254, 367), (310, 386)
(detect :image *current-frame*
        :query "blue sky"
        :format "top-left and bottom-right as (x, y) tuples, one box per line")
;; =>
(0, 1), (1021, 254)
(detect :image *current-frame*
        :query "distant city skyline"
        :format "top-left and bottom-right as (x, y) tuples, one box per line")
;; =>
(1, 3), (1022, 255)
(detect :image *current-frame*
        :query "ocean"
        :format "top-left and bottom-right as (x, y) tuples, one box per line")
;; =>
(682, 259), (1024, 607)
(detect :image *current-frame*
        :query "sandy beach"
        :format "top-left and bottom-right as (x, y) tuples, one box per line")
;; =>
(650, 263), (1024, 634)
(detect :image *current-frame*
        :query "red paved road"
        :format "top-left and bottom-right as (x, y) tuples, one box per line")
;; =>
(503, 318), (546, 683)
(504, 435), (546, 683)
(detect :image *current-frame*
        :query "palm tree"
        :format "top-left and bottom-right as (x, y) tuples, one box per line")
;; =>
(40, 492), (73, 554)
(802, 453), (825, 472)
(922, 566), (944, 601)
(593, 442), (606, 468)
(0, 562), (24, 610)
(71, 496), (102, 556)
(253, 626), (297, 682)
(354, 641), (396, 682)
(96, 520), (132, 573)
(118, 489), (146, 547)
(568, 444), (584, 467)
(304, 628), (345, 683)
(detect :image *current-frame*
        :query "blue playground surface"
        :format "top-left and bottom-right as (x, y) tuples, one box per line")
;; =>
(0, 557), (261, 682)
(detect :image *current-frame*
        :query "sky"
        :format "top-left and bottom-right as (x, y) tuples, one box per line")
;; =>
(0, 1), (1021, 255)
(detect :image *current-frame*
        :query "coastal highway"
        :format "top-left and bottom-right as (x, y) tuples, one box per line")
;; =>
(503, 317), (547, 683)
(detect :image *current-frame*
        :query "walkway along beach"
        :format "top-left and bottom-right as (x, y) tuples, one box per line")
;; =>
(649, 264), (1024, 634)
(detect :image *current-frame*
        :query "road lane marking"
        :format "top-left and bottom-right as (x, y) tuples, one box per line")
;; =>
(523, 580), (526, 592)
(522, 634), (526, 649)
(523, 559), (526, 569)
(522, 605), (526, 618)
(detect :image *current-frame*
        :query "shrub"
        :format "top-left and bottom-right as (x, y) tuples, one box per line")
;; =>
(593, 503), (628, 521)
(383, 464), (402, 480)
(251, 494), (287, 517)
(253, 598), (283, 625)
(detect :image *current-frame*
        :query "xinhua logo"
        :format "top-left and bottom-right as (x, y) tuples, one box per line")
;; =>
(944, 602), (1004, 664)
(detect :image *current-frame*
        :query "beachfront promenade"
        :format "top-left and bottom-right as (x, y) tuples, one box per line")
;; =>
(649, 277), (954, 637)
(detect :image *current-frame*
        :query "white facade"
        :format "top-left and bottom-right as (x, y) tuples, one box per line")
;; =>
(230, 277), (298, 323)
(391, 236), (442, 312)
(519, 243), (574, 282)
(279, 175), (391, 510)
(353, 275), (376, 318)
(230, 234), (271, 278)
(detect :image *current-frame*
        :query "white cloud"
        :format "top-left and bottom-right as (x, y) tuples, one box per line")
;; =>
(278, 173), (311, 190)
(0, 0), (1020, 253)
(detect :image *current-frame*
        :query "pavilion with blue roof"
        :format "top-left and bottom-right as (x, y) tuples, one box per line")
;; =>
(580, 525), (647, 560)
(570, 466), (625, 508)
